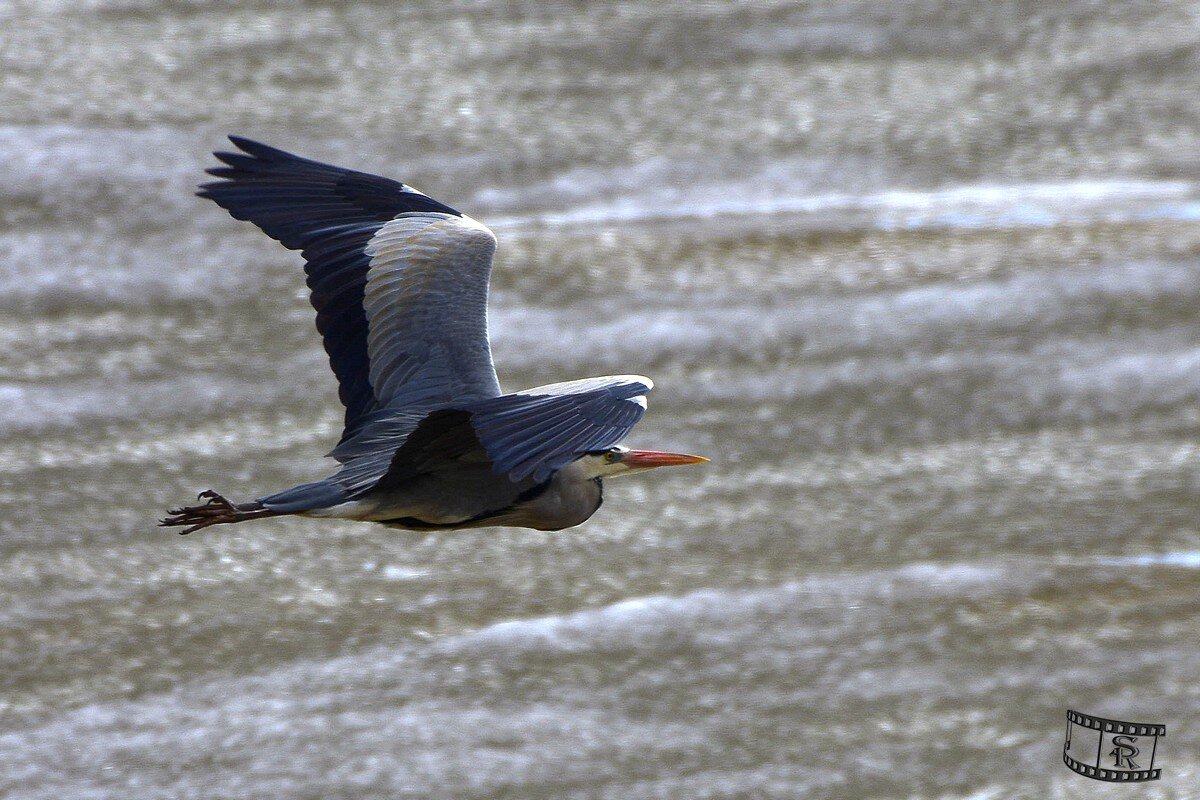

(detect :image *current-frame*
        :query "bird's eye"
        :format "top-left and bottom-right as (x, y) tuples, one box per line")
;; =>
(604, 451), (619, 464)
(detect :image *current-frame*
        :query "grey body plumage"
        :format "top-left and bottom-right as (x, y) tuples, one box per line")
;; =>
(161, 138), (705, 535)
(317, 461), (602, 532)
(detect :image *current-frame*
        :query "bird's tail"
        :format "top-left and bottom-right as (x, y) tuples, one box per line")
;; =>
(160, 490), (282, 535)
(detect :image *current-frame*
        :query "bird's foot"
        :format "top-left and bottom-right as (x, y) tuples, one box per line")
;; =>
(195, 489), (237, 512)
(161, 490), (244, 535)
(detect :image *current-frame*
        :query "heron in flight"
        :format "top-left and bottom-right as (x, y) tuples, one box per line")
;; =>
(162, 137), (706, 535)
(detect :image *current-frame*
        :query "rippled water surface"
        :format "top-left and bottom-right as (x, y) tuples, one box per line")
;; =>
(2, 2), (1199, 798)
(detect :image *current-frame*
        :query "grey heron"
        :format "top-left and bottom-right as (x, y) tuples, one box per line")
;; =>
(161, 137), (706, 535)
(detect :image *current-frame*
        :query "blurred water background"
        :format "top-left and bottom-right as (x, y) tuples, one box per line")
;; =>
(2, 1), (1199, 798)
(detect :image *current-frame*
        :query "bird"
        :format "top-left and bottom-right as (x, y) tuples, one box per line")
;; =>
(161, 136), (707, 535)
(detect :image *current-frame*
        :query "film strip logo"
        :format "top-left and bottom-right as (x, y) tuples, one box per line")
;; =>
(1063, 710), (1164, 782)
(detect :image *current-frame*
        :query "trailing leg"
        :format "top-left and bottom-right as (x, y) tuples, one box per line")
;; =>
(160, 490), (281, 535)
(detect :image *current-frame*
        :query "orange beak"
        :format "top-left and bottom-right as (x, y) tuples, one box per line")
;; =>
(622, 449), (710, 470)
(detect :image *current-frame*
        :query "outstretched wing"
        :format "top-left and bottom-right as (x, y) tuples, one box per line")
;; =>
(321, 375), (651, 500)
(468, 376), (653, 482)
(197, 136), (500, 443)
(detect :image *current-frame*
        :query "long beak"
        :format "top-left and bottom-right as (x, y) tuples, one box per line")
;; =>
(622, 449), (710, 469)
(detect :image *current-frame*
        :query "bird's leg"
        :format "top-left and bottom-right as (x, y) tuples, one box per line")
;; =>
(160, 490), (272, 535)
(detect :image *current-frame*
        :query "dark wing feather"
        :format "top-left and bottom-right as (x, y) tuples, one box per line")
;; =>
(197, 136), (461, 441)
(199, 136), (459, 247)
(468, 376), (652, 482)
(324, 376), (649, 500)
(371, 409), (485, 492)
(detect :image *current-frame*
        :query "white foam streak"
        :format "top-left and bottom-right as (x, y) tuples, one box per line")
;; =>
(1096, 551), (1200, 568)
(489, 178), (1198, 232)
(452, 562), (1009, 656)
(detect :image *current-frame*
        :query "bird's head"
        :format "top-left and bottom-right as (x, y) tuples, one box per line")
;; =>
(578, 445), (709, 479)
